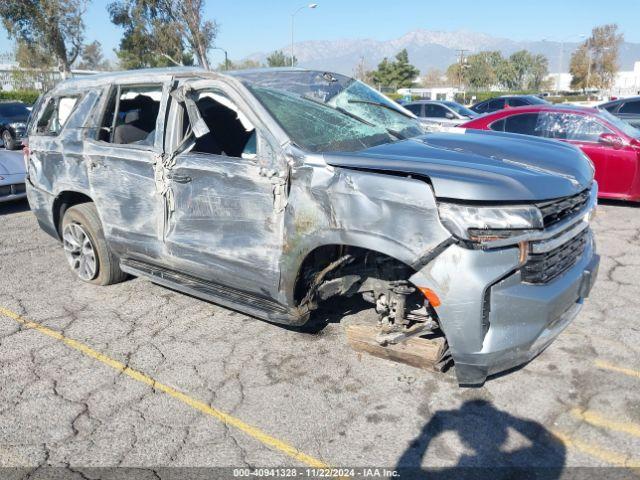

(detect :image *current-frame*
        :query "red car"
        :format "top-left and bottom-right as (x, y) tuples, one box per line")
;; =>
(461, 105), (640, 201)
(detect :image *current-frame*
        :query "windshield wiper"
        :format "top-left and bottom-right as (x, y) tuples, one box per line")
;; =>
(347, 99), (414, 119)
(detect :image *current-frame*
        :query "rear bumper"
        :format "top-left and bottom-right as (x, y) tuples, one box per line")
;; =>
(410, 227), (599, 386)
(0, 173), (27, 203)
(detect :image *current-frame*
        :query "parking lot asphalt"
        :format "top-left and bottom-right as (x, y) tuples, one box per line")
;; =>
(1, 175), (639, 475)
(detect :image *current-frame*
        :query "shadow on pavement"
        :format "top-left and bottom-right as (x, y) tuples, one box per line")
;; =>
(599, 198), (640, 209)
(0, 199), (30, 215)
(396, 399), (566, 480)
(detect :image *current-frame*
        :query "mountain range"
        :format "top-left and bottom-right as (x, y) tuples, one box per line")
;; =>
(244, 29), (640, 77)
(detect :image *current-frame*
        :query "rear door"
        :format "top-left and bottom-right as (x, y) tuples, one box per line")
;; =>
(82, 81), (171, 259)
(160, 80), (288, 298)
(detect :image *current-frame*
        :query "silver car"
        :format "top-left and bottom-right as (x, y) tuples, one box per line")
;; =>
(25, 68), (599, 385)
(403, 100), (477, 129)
(0, 150), (27, 203)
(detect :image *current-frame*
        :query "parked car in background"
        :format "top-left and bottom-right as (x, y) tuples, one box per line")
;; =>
(403, 100), (477, 128)
(461, 105), (640, 201)
(0, 101), (30, 150)
(0, 149), (27, 202)
(599, 96), (640, 129)
(470, 95), (549, 115)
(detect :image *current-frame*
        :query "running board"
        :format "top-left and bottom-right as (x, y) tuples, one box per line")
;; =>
(120, 258), (306, 325)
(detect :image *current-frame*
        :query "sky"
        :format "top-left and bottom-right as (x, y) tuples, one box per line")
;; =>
(1, 0), (639, 63)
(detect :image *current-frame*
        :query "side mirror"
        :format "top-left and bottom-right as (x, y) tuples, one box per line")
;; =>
(598, 133), (624, 149)
(445, 112), (455, 120)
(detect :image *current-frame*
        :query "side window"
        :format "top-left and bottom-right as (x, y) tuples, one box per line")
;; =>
(474, 101), (488, 112)
(619, 101), (640, 114)
(424, 104), (448, 118)
(602, 103), (619, 113)
(99, 85), (162, 145)
(404, 104), (423, 116)
(488, 98), (506, 111)
(537, 113), (612, 142)
(188, 89), (257, 159)
(508, 98), (527, 107)
(489, 119), (506, 132)
(34, 95), (79, 136)
(502, 113), (541, 136)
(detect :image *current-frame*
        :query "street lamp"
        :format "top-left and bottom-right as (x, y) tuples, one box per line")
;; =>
(212, 47), (229, 71)
(544, 34), (585, 95)
(291, 3), (318, 67)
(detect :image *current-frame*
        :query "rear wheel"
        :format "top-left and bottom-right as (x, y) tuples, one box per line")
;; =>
(2, 130), (15, 150)
(61, 203), (127, 285)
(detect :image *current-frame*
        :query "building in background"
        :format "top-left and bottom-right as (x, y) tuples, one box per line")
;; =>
(396, 87), (459, 101)
(0, 63), (98, 92)
(546, 61), (640, 96)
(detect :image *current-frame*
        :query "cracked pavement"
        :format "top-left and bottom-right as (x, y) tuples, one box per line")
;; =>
(0, 191), (639, 474)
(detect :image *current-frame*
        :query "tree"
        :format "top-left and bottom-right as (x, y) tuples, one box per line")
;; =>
(570, 24), (623, 90)
(77, 40), (109, 70)
(371, 49), (420, 89)
(528, 54), (549, 90)
(109, 0), (216, 69)
(0, 0), (87, 78)
(421, 68), (446, 87)
(353, 57), (374, 85)
(221, 59), (262, 70)
(267, 50), (294, 67)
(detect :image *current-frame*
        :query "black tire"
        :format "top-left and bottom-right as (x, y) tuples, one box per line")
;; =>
(2, 130), (16, 150)
(61, 203), (128, 285)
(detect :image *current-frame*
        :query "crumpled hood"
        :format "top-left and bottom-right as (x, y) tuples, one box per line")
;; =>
(324, 129), (594, 201)
(0, 152), (26, 175)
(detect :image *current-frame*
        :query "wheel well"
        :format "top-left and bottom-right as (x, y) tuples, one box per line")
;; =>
(293, 244), (417, 308)
(52, 191), (94, 238)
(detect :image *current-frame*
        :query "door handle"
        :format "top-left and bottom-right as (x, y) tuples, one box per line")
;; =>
(167, 173), (192, 183)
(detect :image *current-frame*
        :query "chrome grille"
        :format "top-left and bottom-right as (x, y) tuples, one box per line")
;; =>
(538, 189), (590, 228)
(522, 229), (589, 284)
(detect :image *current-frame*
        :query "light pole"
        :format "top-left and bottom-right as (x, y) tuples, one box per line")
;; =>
(544, 34), (585, 95)
(291, 3), (318, 67)
(212, 47), (229, 71)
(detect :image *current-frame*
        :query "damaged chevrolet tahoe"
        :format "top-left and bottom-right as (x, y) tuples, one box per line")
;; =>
(25, 68), (599, 385)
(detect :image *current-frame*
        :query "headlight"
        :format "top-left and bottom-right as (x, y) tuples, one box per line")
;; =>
(438, 202), (544, 242)
(9, 122), (26, 130)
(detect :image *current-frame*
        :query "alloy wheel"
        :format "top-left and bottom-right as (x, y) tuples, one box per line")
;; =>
(63, 222), (98, 281)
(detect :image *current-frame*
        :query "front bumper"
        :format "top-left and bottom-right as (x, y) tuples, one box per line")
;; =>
(410, 192), (600, 386)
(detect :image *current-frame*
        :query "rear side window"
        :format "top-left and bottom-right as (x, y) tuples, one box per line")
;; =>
(508, 98), (528, 107)
(98, 85), (162, 145)
(488, 98), (506, 110)
(34, 95), (79, 136)
(424, 104), (449, 118)
(473, 101), (488, 113)
(619, 101), (640, 114)
(491, 113), (540, 136)
(602, 103), (619, 113)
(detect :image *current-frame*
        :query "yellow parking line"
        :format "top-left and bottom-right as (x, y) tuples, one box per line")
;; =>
(552, 430), (640, 468)
(571, 408), (640, 438)
(0, 306), (329, 469)
(595, 359), (640, 379)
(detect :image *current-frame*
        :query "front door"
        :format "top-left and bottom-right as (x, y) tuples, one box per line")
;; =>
(161, 82), (287, 298)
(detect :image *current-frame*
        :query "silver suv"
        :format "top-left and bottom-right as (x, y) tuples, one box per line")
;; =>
(25, 68), (599, 385)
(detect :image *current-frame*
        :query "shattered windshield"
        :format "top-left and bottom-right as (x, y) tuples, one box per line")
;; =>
(235, 70), (424, 152)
